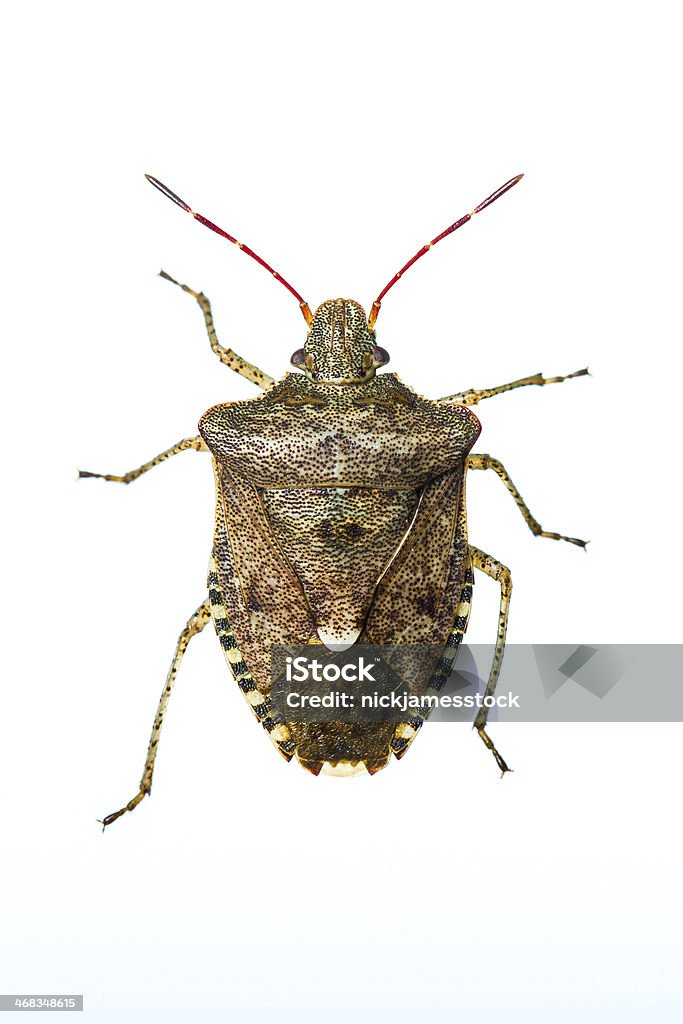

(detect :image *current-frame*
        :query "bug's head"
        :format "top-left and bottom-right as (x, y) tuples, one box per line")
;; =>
(290, 299), (390, 384)
(145, 173), (524, 380)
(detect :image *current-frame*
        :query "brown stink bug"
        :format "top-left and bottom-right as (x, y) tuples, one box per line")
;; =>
(80, 172), (587, 826)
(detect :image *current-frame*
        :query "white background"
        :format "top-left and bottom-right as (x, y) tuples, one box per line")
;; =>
(1, 1), (681, 1021)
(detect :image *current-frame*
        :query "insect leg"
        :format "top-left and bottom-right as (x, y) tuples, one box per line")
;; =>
(469, 545), (512, 776)
(79, 435), (208, 484)
(99, 599), (211, 828)
(438, 368), (588, 405)
(159, 271), (276, 389)
(467, 454), (587, 547)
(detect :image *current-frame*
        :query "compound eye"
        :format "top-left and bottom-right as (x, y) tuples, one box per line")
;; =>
(373, 346), (390, 367)
(290, 348), (306, 367)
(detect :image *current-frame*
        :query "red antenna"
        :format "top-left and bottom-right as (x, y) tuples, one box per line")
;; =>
(368, 173), (524, 329)
(145, 175), (313, 326)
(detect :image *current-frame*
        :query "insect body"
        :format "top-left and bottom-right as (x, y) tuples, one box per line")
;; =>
(81, 174), (587, 826)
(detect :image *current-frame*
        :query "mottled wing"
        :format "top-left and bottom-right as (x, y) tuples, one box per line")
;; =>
(211, 460), (318, 690)
(360, 467), (469, 645)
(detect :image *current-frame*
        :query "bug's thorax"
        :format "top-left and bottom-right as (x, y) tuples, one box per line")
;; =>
(200, 371), (481, 491)
(290, 298), (390, 384)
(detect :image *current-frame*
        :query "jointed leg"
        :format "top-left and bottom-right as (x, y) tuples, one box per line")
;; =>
(467, 454), (587, 547)
(160, 271), (275, 389)
(439, 367), (588, 405)
(100, 598), (212, 828)
(469, 545), (512, 776)
(79, 435), (207, 484)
